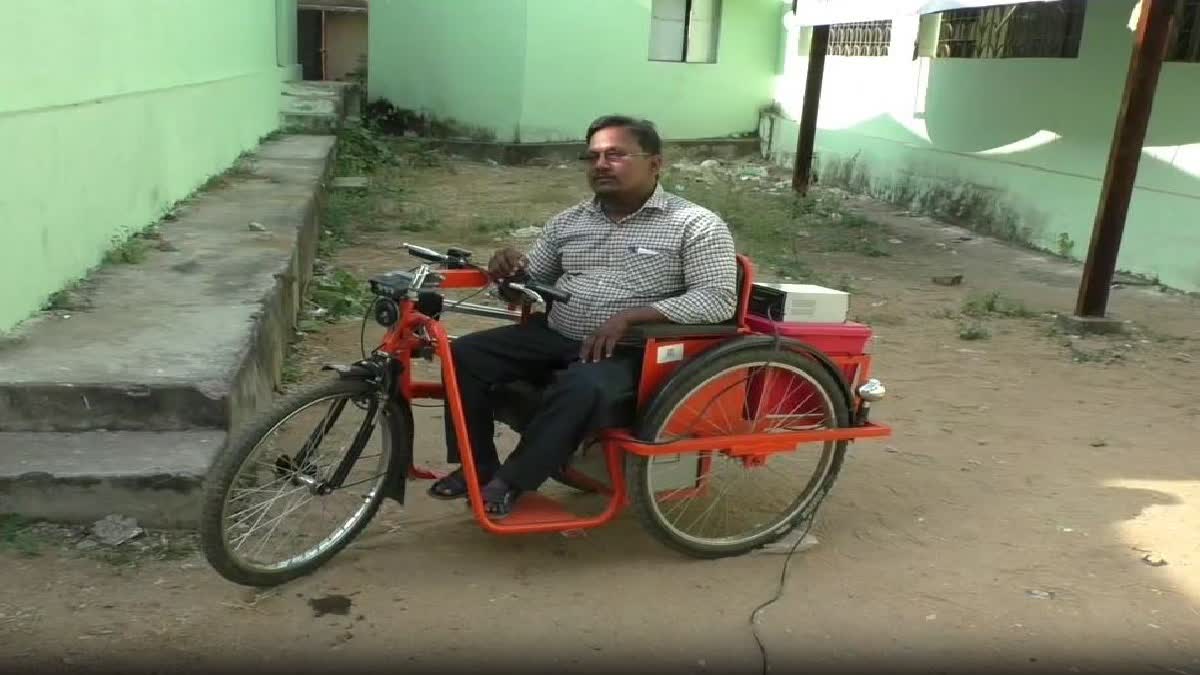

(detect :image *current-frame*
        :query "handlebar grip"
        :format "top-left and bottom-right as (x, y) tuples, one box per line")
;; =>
(526, 282), (571, 304)
(403, 243), (447, 262)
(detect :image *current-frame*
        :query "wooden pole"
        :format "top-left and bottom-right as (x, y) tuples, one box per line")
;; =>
(1075, 0), (1175, 317)
(793, 23), (830, 195)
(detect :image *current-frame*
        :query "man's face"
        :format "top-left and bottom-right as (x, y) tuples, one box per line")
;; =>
(584, 127), (662, 197)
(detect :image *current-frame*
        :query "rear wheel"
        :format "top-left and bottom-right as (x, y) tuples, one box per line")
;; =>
(199, 377), (410, 587)
(629, 346), (850, 558)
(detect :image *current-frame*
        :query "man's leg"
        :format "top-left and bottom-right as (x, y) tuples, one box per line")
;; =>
(441, 316), (576, 483)
(494, 351), (640, 494)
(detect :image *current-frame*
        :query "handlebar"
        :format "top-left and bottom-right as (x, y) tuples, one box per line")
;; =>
(401, 242), (570, 305)
(402, 243), (447, 263)
(503, 279), (571, 305)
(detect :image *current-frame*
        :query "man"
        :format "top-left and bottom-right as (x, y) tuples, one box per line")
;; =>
(430, 115), (738, 518)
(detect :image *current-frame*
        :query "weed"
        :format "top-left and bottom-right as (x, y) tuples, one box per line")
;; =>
(962, 290), (1035, 318)
(308, 269), (370, 322)
(280, 357), (303, 386)
(1056, 232), (1075, 258)
(396, 208), (440, 232)
(103, 234), (150, 265)
(336, 126), (399, 175)
(673, 176), (891, 268)
(958, 321), (992, 341)
(471, 217), (526, 234)
(0, 514), (42, 558)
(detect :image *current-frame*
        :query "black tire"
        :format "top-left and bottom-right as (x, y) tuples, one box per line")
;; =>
(628, 345), (850, 559)
(199, 376), (411, 587)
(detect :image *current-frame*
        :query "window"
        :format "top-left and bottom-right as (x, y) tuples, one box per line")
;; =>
(934, 0), (1087, 59)
(1167, 0), (1200, 62)
(829, 20), (893, 57)
(649, 0), (722, 63)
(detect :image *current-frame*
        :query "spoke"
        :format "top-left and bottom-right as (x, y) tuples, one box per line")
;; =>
(226, 481), (310, 526)
(684, 468), (750, 535)
(251, 485), (312, 559)
(234, 491), (316, 551)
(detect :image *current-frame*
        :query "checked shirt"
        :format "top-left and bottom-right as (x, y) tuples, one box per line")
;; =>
(524, 183), (738, 342)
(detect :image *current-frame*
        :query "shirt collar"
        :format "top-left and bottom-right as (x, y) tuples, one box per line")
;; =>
(589, 182), (668, 219)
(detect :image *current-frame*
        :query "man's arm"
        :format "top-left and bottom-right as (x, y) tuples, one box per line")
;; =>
(649, 214), (738, 325)
(522, 216), (563, 286)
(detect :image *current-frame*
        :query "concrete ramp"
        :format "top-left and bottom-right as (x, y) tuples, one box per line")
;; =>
(0, 135), (336, 527)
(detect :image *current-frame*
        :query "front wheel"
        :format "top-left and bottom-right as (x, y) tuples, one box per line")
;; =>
(198, 377), (411, 587)
(629, 345), (850, 559)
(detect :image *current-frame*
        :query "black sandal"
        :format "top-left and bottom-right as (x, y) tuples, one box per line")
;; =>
(482, 478), (522, 520)
(427, 467), (494, 500)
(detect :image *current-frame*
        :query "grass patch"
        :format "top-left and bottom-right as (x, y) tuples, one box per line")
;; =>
(958, 321), (992, 341)
(335, 126), (400, 176)
(0, 515), (43, 558)
(961, 290), (1036, 318)
(102, 233), (151, 265)
(307, 269), (371, 323)
(664, 171), (891, 283)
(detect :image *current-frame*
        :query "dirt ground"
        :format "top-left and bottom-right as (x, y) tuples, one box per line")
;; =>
(3, 151), (1200, 674)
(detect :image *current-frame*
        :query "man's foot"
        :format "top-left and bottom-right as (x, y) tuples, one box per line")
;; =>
(427, 466), (495, 500)
(482, 477), (522, 520)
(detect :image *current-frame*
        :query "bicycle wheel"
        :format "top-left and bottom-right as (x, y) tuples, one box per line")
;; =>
(199, 377), (411, 587)
(629, 345), (850, 558)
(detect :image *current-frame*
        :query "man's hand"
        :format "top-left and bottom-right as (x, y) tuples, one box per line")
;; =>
(488, 247), (527, 280)
(580, 312), (633, 363)
(579, 307), (668, 363)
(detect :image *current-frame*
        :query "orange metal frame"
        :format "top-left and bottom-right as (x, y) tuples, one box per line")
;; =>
(374, 261), (891, 536)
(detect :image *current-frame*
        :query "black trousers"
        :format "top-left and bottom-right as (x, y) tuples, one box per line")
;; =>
(442, 314), (640, 491)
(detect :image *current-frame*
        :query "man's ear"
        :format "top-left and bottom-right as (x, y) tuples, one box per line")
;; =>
(649, 154), (664, 175)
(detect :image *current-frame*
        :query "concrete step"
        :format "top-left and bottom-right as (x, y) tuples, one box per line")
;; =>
(281, 80), (359, 134)
(0, 135), (336, 433)
(0, 430), (226, 529)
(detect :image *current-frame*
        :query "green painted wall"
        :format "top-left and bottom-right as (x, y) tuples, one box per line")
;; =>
(0, 1), (292, 333)
(766, 0), (1200, 293)
(278, 0), (302, 80)
(368, 0), (529, 140)
(519, 0), (780, 142)
(367, 0), (780, 142)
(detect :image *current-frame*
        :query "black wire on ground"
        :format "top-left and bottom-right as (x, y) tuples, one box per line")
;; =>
(745, 302), (833, 675)
(748, 485), (832, 675)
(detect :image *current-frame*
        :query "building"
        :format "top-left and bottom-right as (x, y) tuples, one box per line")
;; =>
(764, 0), (1200, 293)
(298, 0), (369, 82)
(0, 1), (301, 333)
(367, 0), (781, 142)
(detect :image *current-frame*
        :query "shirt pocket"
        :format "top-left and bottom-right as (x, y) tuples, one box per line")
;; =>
(620, 244), (683, 295)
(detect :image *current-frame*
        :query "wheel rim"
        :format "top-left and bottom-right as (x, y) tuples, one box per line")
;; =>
(642, 361), (840, 549)
(217, 392), (393, 574)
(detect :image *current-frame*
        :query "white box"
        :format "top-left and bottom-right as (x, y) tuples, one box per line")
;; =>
(748, 282), (849, 324)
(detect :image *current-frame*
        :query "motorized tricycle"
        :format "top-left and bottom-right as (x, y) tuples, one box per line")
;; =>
(197, 243), (891, 587)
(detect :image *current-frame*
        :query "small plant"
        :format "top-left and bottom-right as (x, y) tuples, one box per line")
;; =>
(336, 125), (399, 175)
(0, 514), (42, 558)
(958, 321), (992, 341)
(308, 269), (370, 322)
(962, 290), (1035, 318)
(280, 358), (303, 387)
(103, 234), (150, 265)
(1056, 232), (1075, 258)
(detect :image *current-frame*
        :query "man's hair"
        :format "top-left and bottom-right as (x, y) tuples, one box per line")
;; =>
(585, 115), (663, 155)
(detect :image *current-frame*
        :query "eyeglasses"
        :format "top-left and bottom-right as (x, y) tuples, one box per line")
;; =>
(577, 150), (652, 164)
